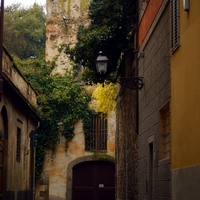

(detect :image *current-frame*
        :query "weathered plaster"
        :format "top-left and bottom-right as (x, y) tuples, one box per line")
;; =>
(36, 1), (116, 199)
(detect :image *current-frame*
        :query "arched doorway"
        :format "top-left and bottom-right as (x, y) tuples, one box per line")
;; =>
(72, 161), (115, 200)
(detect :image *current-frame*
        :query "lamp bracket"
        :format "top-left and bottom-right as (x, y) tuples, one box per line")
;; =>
(106, 77), (144, 90)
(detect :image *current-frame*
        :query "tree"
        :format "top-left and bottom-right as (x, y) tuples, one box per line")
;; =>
(3, 3), (46, 59)
(66, 0), (137, 84)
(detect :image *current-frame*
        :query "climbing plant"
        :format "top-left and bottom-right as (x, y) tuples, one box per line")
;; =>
(17, 59), (94, 180)
(65, 0), (137, 84)
(90, 83), (117, 115)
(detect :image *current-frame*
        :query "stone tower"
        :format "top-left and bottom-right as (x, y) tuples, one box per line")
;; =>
(45, 0), (89, 73)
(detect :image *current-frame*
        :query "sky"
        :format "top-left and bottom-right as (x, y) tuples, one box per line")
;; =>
(4, 0), (46, 7)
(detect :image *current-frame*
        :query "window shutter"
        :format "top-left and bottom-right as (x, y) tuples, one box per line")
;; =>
(171, 0), (180, 53)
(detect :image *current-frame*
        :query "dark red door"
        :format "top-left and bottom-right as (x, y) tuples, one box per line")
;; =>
(72, 161), (115, 200)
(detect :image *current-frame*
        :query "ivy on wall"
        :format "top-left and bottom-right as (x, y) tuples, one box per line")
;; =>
(16, 59), (94, 179)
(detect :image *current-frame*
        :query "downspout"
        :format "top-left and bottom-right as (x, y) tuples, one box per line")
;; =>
(32, 122), (40, 200)
(135, 1), (139, 135)
(0, 0), (4, 98)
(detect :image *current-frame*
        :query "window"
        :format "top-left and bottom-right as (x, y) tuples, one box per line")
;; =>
(16, 127), (21, 162)
(171, 0), (180, 53)
(159, 103), (170, 159)
(86, 114), (107, 151)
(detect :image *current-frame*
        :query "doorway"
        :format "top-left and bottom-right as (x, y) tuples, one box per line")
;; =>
(72, 161), (115, 200)
(148, 142), (153, 200)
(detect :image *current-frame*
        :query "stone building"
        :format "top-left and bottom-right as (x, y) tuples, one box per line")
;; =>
(36, 1), (116, 200)
(137, 0), (171, 199)
(115, 1), (171, 199)
(0, 47), (40, 199)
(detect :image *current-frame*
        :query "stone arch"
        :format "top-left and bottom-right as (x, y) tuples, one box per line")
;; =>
(66, 155), (115, 200)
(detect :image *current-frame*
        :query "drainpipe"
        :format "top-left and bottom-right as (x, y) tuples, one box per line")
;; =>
(0, 0), (4, 98)
(34, 122), (40, 200)
(135, 3), (139, 135)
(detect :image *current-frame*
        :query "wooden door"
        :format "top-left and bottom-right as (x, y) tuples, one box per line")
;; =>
(72, 161), (115, 200)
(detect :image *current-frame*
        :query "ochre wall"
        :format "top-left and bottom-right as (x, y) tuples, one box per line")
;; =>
(171, 1), (200, 169)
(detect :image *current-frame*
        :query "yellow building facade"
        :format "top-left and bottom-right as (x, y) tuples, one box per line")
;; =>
(171, 0), (200, 199)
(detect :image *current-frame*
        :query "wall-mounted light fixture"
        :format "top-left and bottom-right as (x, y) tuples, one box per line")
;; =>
(95, 52), (144, 90)
(183, 0), (189, 11)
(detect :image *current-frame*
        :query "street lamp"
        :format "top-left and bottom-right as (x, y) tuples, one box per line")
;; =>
(95, 51), (108, 74)
(95, 52), (144, 90)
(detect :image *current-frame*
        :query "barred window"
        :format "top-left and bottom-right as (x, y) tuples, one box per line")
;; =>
(159, 103), (171, 159)
(86, 114), (107, 151)
(16, 127), (21, 162)
(171, 0), (180, 53)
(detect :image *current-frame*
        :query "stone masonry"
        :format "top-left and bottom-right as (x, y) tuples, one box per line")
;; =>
(36, 1), (116, 200)
(115, 52), (138, 200)
(138, 1), (171, 200)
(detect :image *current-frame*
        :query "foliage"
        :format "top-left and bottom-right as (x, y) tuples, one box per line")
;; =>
(3, 3), (46, 59)
(66, 0), (137, 84)
(90, 83), (116, 115)
(17, 59), (93, 179)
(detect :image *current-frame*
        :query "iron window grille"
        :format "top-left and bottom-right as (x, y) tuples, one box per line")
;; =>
(86, 114), (107, 151)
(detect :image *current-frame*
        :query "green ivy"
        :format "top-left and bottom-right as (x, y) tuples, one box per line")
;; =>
(16, 58), (94, 180)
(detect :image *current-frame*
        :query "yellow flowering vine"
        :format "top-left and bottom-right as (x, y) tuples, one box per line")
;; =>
(90, 83), (117, 115)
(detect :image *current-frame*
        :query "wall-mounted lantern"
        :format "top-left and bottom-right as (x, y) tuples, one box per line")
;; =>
(95, 52), (144, 90)
(95, 51), (109, 74)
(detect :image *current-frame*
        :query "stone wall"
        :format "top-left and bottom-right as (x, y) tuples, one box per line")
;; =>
(36, 1), (116, 199)
(138, 1), (171, 200)
(115, 52), (138, 200)
(46, 0), (89, 74)
(36, 113), (116, 200)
